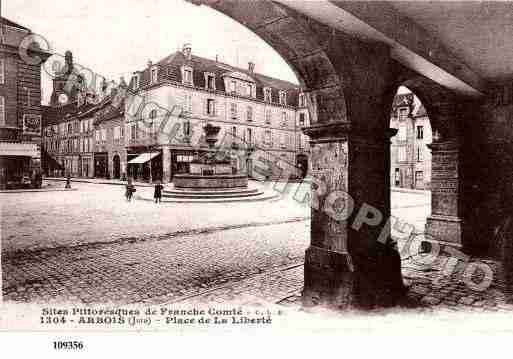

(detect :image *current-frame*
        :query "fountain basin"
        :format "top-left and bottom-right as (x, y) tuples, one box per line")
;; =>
(173, 173), (248, 190)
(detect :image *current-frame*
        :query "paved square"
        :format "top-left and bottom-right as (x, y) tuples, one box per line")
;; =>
(4, 179), (505, 310)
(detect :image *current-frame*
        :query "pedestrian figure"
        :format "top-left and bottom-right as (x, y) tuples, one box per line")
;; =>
(125, 177), (136, 202)
(154, 180), (164, 203)
(65, 172), (72, 189)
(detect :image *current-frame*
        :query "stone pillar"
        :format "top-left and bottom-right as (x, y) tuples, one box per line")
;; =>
(302, 124), (404, 309)
(425, 139), (463, 247)
(162, 147), (172, 183)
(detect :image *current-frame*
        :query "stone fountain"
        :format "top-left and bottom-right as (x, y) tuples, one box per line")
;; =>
(172, 123), (248, 190)
(158, 123), (279, 202)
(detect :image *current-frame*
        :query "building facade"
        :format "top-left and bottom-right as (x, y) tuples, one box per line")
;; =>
(42, 101), (96, 178)
(43, 46), (312, 183)
(93, 96), (127, 180)
(124, 44), (310, 182)
(390, 92), (433, 190)
(0, 17), (51, 189)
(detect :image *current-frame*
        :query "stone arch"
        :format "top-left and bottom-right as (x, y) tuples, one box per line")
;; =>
(197, 0), (349, 126)
(387, 68), (481, 250)
(192, 0), (410, 309)
(390, 69), (468, 141)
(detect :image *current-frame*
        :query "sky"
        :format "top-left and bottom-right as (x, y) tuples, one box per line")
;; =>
(4, 0), (300, 104)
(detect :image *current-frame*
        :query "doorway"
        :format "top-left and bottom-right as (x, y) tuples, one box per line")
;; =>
(113, 154), (121, 179)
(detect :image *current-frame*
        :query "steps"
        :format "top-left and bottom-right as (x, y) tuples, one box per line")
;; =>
(139, 185), (279, 203)
(163, 187), (262, 199)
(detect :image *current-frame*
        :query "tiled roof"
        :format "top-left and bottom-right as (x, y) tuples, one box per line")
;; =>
(42, 104), (81, 126)
(1, 17), (30, 31)
(94, 97), (124, 124)
(392, 93), (414, 108)
(42, 96), (116, 127)
(132, 51), (301, 106)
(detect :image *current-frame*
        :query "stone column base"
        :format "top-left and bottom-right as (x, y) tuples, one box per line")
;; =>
(302, 244), (406, 309)
(425, 214), (462, 248)
(302, 245), (355, 309)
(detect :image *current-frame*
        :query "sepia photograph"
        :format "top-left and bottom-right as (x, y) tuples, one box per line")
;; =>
(1, 0), (513, 354)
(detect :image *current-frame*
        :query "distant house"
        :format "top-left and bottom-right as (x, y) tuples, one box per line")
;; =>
(390, 92), (432, 190)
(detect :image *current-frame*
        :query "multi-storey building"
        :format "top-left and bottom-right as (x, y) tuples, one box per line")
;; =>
(0, 17), (51, 188)
(42, 99), (96, 177)
(124, 44), (310, 182)
(295, 92), (309, 178)
(43, 46), (312, 182)
(43, 53), (113, 178)
(390, 92), (433, 190)
(93, 94), (126, 179)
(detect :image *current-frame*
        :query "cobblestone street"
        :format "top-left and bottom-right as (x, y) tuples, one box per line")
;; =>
(3, 179), (508, 311)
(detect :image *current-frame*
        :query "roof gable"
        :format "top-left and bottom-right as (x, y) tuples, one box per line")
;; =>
(133, 50), (301, 106)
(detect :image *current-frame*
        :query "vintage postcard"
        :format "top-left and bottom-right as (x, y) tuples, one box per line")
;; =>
(1, 0), (513, 355)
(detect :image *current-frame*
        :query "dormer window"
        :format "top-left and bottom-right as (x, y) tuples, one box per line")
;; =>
(298, 93), (306, 107)
(150, 66), (158, 84)
(205, 73), (216, 90)
(132, 73), (140, 90)
(264, 88), (272, 103)
(244, 83), (252, 97)
(279, 91), (287, 106)
(182, 66), (193, 86)
(222, 72), (256, 97)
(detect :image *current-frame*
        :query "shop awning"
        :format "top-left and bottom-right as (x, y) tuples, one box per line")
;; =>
(0, 141), (40, 157)
(128, 152), (160, 164)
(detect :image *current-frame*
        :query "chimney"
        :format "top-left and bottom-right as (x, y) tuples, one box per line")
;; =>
(215, 54), (218, 63)
(119, 76), (127, 88)
(248, 61), (255, 73)
(64, 50), (73, 74)
(182, 43), (192, 60)
(110, 80), (117, 97)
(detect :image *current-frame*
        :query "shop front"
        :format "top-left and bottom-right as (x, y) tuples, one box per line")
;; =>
(127, 150), (162, 182)
(0, 141), (42, 189)
(80, 155), (93, 178)
(94, 152), (108, 178)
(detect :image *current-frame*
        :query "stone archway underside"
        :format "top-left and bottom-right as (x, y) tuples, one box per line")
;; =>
(191, 0), (478, 309)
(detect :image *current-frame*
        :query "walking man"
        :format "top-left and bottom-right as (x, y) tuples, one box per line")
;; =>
(154, 180), (163, 204)
(126, 177), (136, 202)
